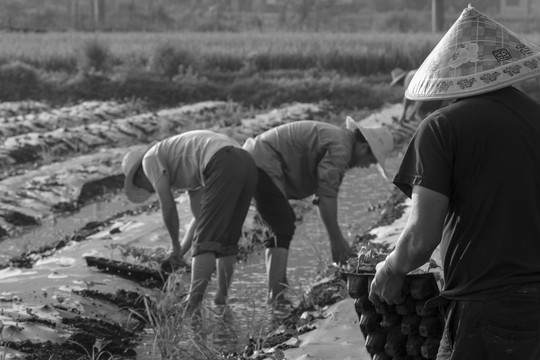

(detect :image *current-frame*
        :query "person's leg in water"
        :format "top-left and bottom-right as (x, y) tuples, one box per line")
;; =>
(189, 147), (257, 308)
(252, 168), (296, 305)
(186, 252), (216, 317)
(213, 148), (256, 305)
(265, 246), (290, 304)
(215, 255), (234, 305)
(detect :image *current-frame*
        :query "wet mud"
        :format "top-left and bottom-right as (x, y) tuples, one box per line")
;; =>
(0, 100), (418, 359)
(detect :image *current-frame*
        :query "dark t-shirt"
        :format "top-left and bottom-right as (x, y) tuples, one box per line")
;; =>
(394, 86), (540, 299)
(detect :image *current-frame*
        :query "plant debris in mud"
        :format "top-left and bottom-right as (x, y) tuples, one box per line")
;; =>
(371, 188), (408, 229)
(2, 202), (163, 270)
(354, 188), (408, 245)
(0, 102), (414, 360)
(3, 317), (139, 360)
(215, 266), (348, 360)
(233, 191), (412, 359)
(73, 289), (147, 312)
(84, 256), (167, 286)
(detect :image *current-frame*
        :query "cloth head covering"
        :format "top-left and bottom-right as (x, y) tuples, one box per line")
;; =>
(390, 68), (408, 87)
(345, 116), (394, 180)
(406, 5), (540, 101)
(122, 145), (153, 203)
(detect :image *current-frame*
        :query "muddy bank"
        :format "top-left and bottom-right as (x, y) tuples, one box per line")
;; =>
(0, 101), (417, 360)
(0, 188), (410, 360)
(0, 102), (325, 240)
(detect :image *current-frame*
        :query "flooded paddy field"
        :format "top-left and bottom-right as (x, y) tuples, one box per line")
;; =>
(0, 99), (411, 359)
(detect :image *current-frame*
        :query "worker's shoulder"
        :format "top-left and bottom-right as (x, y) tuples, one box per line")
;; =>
(273, 120), (341, 132)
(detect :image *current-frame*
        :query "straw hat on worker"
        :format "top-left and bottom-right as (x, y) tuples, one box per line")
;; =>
(345, 116), (394, 180)
(390, 68), (409, 87)
(122, 144), (155, 203)
(405, 4), (540, 101)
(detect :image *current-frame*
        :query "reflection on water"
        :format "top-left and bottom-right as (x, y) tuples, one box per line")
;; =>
(200, 156), (401, 355)
(0, 193), (138, 265)
(138, 158), (401, 358)
(2, 152), (402, 357)
(211, 302), (291, 354)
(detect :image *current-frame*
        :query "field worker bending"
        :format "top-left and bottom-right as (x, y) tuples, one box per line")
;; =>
(243, 119), (394, 305)
(122, 130), (257, 313)
(390, 67), (450, 125)
(370, 5), (540, 359)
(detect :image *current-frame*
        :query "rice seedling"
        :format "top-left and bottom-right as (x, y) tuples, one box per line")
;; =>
(129, 261), (296, 360)
(0, 321), (9, 360)
(130, 271), (216, 359)
(0, 321), (18, 360)
(68, 339), (122, 360)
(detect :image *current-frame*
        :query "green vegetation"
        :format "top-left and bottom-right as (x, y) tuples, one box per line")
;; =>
(135, 271), (274, 360)
(0, 31), (443, 73)
(1, 31), (539, 108)
(1, 0), (535, 33)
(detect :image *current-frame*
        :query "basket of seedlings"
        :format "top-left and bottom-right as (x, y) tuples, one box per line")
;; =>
(341, 244), (387, 299)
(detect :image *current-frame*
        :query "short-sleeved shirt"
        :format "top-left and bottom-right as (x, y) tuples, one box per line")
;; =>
(142, 130), (240, 191)
(243, 120), (355, 199)
(394, 86), (540, 300)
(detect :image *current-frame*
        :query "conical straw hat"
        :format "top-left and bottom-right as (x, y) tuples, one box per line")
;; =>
(390, 68), (408, 87)
(406, 5), (540, 101)
(345, 117), (394, 180)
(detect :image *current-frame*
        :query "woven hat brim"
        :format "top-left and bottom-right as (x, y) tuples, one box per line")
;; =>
(390, 71), (408, 87)
(122, 147), (152, 204)
(406, 5), (540, 101)
(406, 58), (540, 101)
(346, 116), (394, 180)
(125, 180), (152, 203)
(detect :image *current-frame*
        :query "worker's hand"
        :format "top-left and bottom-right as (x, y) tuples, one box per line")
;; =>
(369, 260), (406, 305)
(330, 238), (356, 265)
(160, 254), (189, 273)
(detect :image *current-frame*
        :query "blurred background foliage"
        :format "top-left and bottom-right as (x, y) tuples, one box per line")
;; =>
(1, 0), (539, 33)
(0, 0), (539, 108)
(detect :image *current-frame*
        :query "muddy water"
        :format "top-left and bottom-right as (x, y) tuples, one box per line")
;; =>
(2, 154), (402, 357)
(0, 191), (138, 265)
(195, 155), (402, 355)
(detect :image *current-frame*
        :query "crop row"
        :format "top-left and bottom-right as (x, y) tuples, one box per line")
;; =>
(0, 101), (324, 237)
(0, 100), (144, 138)
(0, 32), (446, 75)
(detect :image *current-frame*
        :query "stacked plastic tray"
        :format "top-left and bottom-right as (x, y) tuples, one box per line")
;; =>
(343, 271), (447, 360)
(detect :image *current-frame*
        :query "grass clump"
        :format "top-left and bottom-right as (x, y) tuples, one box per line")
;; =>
(0, 61), (42, 100)
(132, 265), (279, 360)
(148, 43), (196, 81)
(77, 39), (114, 75)
(1, 32), (537, 108)
(135, 271), (221, 360)
(68, 339), (122, 360)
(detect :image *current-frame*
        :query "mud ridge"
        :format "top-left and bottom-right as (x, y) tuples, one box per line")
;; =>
(0, 101), (418, 360)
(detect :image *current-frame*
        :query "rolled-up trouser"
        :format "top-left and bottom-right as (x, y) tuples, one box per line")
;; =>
(253, 167), (296, 249)
(191, 146), (257, 258)
(437, 284), (540, 360)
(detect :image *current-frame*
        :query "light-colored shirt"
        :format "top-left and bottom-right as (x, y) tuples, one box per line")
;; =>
(142, 130), (240, 191)
(243, 120), (355, 199)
